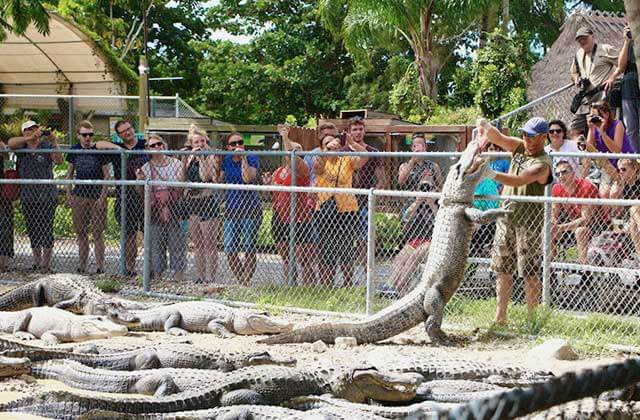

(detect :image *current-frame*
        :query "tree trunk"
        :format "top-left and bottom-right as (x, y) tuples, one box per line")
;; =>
(502, 0), (509, 31)
(625, 0), (640, 91)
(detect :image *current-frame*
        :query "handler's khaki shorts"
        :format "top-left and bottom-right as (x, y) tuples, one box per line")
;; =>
(490, 216), (543, 278)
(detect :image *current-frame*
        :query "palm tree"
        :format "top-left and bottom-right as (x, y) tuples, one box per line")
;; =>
(0, 0), (50, 41)
(318, 0), (495, 113)
(625, 0), (640, 91)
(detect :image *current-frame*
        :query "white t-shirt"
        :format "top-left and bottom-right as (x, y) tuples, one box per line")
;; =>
(545, 140), (581, 175)
(142, 157), (183, 188)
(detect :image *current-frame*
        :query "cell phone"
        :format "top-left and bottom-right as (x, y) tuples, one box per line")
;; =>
(339, 132), (346, 145)
(41, 130), (51, 136)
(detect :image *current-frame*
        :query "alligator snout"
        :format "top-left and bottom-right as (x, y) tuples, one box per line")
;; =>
(0, 356), (31, 377)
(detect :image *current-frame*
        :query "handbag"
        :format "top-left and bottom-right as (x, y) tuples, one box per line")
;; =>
(2, 168), (19, 202)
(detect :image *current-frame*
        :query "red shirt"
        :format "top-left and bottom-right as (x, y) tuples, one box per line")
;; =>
(272, 165), (314, 222)
(552, 178), (604, 221)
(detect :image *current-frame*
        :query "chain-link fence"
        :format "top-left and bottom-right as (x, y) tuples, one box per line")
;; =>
(1, 146), (640, 350)
(0, 94), (201, 144)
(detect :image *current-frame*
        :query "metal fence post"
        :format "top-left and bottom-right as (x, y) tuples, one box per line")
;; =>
(175, 94), (180, 118)
(287, 149), (298, 286)
(118, 150), (128, 275)
(142, 180), (152, 292)
(366, 189), (376, 315)
(542, 184), (552, 305)
(67, 96), (74, 144)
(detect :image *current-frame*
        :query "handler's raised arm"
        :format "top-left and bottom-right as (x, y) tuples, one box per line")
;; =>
(477, 118), (523, 152)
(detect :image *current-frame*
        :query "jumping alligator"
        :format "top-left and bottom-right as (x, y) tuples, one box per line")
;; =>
(0, 307), (128, 344)
(260, 139), (509, 345)
(0, 273), (139, 322)
(0, 364), (423, 416)
(0, 338), (295, 371)
(109, 301), (293, 336)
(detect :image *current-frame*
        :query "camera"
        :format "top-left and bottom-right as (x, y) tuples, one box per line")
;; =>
(419, 182), (433, 192)
(41, 130), (51, 136)
(589, 115), (602, 124)
(578, 77), (591, 91)
(627, 30), (633, 40)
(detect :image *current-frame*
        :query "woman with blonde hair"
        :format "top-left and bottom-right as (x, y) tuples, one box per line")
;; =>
(183, 125), (223, 284)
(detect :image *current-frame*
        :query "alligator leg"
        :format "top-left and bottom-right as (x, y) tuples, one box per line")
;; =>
(40, 331), (65, 346)
(220, 389), (267, 406)
(133, 373), (180, 397)
(464, 207), (512, 224)
(12, 313), (36, 341)
(423, 287), (451, 346)
(132, 349), (162, 370)
(32, 282), (47, 306)
(163, 312), (189, 336)
(207, 320), (235, 338)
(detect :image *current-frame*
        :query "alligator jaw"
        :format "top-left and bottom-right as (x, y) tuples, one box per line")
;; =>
(234, 313), (294, 335)
(351, 368), (423, 402)
(0, 355), (31, 377)
(245, 351), (297, 367)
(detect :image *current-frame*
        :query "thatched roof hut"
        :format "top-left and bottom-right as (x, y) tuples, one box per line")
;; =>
(527, 10), (627, 124)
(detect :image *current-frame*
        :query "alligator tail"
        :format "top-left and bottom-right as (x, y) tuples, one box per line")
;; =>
(258, 287), (427, 345)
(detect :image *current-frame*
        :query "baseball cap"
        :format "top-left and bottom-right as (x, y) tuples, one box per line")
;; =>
(21, 120), (38, 131)
(520, 117), (549, 137)
(575, 27), (594, 40)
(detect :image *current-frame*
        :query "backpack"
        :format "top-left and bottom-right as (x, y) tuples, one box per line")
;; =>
(587, 231), (634, 267)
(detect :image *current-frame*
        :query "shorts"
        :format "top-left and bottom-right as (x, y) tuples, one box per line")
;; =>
(114, 190), (144, 235)
(490, 216), (543, 278)
(271, 217), (314, 245)
(358, 206), (369, 240)
(316, 208), (358, 267)
(224, 213), (262, 254)
(188, 195), (221, 221)
(22, 199), (57, 249)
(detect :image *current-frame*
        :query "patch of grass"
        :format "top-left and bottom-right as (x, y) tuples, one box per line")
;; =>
(447, 296), (640, 354)
(95, 278), (123, 293)
(218, 285), (393, 314)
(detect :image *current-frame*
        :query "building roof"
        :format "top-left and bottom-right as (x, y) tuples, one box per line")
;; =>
(0, 11), (136, 96)
(527, 9), (627, 123)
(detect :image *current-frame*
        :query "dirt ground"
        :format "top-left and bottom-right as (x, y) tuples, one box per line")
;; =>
(0, 284), (632, 419)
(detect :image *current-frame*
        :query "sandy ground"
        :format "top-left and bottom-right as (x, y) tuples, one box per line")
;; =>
(0, 285), (632, 419)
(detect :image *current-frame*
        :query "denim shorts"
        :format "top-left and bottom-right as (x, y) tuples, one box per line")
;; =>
(224, 216), (261, 254)
(358, 206), (369, 240)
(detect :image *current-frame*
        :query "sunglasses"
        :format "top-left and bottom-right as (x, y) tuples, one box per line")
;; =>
(619, 167), (628, 173)
(549, 129), (563, 135)
(555, 169), (570, 177)
(148, 142), (164, 149)
(117, 126), (133, 135)
(79, 132), (94, 138)
(228, 140), (244, 147)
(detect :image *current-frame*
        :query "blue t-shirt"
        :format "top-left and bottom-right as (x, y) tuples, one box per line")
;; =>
(473, 178), (500, 211)
(222, 155), (261, 214)
(67, 144), (109, 199)
(16, 141), (57, 203)
(489, 158), (510, 191)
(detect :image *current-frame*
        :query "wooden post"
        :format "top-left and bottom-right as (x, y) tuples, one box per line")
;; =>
(138, 55), (149, 133)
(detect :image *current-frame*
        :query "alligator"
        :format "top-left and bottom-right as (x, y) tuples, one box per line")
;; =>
(31, 359), (228, 396)
(378, 357), (554, 387)
(0, 338), (296, 371)
(521, 398), (640, 420)
(109, 301), (293, 336)
(0, 307), (128, 345)
(0, 273), (139, 322)
(0, 355), (31, 377)
(416, 379), (507, 403)
(286, 395), (459, 418)
(78, 405), (389, 420)
(0, 364), (423, 415)
(260, 139), (509, 345)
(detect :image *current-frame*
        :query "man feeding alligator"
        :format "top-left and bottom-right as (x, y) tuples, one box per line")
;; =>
(476, 117), (552, 326)
(261, 135), (513, 346)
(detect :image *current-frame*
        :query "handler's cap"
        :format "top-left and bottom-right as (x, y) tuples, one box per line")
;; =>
(520, 117), (549, 137)
(575, 27), (594, 39)
(21, 120), (38, 131)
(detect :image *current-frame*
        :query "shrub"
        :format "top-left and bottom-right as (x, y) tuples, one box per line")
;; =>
(95, 278), (122, 293)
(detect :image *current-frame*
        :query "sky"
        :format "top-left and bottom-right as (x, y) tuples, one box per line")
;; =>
(202, 0), (253, 44)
